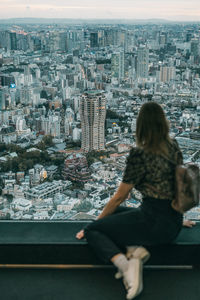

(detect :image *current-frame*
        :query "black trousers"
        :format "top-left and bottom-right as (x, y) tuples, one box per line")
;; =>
(84, 197), (183, 263)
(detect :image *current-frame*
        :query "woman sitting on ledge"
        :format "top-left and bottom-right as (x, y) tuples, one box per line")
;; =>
(76, 101), (195, 300)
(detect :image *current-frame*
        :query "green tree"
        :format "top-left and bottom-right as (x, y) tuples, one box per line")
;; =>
(6, 144), (24, 154)
(0, 176), (4, 189)
(43, 135), (54, 147)
(40, 151), (50, 162)
(52, 157), (65, 166)
(86, 152), (96, 166)
(18, 161), (28, 171)
(5, 194), (13, 203)
(6, 213), (11, 220)
(37, 141), (46, 151)
(11, 158), (19, 172)
(0, 143), (6, 152)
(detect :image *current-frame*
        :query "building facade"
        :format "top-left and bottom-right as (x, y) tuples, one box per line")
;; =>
(136, 47), (149, 79)
(62, 154), (91, 183)
(158, 66), (176, 83)
(111, 51), (125, 80)
(80, 90), (106, 152)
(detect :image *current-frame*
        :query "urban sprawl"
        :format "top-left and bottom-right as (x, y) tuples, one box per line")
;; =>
(0, 21), (199, 221)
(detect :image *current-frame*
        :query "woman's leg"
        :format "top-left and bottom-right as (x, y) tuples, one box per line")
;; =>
(84, 206), (150, 299)
(84, 207), (150, 263)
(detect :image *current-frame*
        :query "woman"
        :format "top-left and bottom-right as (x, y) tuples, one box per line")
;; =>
(76, 101), (195, 300)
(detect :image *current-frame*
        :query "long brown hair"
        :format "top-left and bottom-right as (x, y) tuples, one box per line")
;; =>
(136, 102), (172, 155)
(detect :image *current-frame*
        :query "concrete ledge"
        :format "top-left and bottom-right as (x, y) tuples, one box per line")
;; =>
(0, 221), (199, 265)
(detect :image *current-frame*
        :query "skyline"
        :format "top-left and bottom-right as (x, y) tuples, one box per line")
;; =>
(0, 0), (200, 21)
(0, 21), (200, 221)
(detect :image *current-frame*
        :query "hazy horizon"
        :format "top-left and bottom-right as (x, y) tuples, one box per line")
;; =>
(0, 0), (200, 22)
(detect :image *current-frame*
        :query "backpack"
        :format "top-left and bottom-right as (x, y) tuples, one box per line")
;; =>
(171, 162), (200, 213)
(145, 152), (200, 214)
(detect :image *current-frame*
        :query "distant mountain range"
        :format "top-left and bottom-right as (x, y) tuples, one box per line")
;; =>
(0, 18), (196, 25)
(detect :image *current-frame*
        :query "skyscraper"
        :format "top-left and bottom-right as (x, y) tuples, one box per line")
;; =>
(136, 47), (149, 79)
(90, 32), (99, 48)
(191, 39), (199, 57)
(0, 87), (7, 110)
(158, 66), (176, 83)
(190, 39), (199, 63)
(9, 32), (17, 50)
(41, 115), (60, 137)
(111, 51), (125, 81)
(80, 91), (106, 152)
(0, 89), (5, 110)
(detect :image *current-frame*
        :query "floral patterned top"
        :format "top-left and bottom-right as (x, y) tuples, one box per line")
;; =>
(122, 139), (183, 200)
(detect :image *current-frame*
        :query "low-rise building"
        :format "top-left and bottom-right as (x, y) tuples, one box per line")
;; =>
(25, 180), (70, 201)
(33, 211), (49, 220)
(11, 198), (32, 211)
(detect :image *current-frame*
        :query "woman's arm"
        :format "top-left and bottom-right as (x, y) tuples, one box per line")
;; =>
(76, 182), (134, 239)
(97, 182), (134, 219)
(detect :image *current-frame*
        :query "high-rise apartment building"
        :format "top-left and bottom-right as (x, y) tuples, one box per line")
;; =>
(191, 39), (199, 57)
(49, 32), (60, 52)
(59, 32), (68, 51)
(158, 66), (176, 83)
(66, 30), (84, 53)
(80, 91), (106, 152)
(0, 87), (9, 110)
(16, 117), (26, 132)
(41, 115), (60, 137)
(90, 32), (99, 48)
(0, 31), (17, 50)
(136, 47), (149, 79)
(111, 52), (125, 80)
(0, 74), (15, 87)
(9, 32), (17, 50)
(0, 88), (6, 110)
(190, 39), (199, 63)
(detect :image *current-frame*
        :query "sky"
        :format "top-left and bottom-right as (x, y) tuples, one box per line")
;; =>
(0, 0), (200, 21)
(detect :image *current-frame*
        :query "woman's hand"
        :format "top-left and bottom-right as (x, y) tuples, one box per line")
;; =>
(76, 229), (85, 240)
(97, 182), (134, 220)
(183, 220), (196, 228)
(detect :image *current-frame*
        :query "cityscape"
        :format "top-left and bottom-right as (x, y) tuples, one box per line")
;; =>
(0, 20), (200, 221)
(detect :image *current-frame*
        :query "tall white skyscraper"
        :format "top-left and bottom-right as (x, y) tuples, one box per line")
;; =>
(80, 91), (106, 152)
